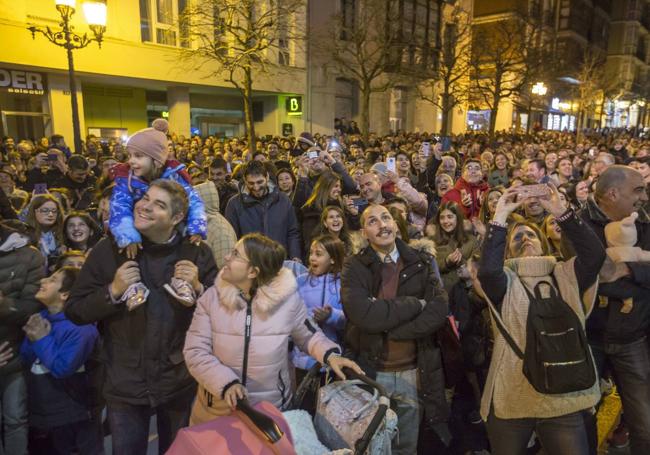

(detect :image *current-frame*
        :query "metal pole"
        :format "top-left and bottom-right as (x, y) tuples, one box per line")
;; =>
(63, 13), (82, 154)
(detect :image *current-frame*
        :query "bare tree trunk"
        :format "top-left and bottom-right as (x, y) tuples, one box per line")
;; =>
(488, 99), (500, 137)
(360, 82), (371, 141)
(576, 103), (584, 143)
(242, 67), (256, 153)
(441, 92), (451, 135)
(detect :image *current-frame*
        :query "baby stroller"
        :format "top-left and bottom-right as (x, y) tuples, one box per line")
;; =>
(167, 366), (397, 455)
(284, 364), (397, 455)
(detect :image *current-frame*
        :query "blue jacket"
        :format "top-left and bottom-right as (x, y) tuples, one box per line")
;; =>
(225, 182), (301, 259)
(20, 310), (98, 428)
(292, 272), (345, 370)
(109, 161), (207, 248)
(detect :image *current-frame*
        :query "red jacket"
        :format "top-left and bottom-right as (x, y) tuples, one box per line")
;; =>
(440, 178), (489, 219)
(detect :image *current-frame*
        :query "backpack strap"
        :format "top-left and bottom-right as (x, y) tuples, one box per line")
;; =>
(483, 291), (525, 360)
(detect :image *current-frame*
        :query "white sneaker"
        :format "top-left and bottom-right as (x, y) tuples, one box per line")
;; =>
(164, 278), (196, 306)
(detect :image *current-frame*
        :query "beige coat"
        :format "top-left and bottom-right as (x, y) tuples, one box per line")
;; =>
(481, 256), (600, 420)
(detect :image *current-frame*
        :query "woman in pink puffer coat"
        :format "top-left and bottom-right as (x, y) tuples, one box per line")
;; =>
(183, 233), (362, 425)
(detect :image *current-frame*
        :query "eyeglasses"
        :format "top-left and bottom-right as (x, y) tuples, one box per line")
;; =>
(37, 208), (58, 215)
(226, 248), (250, 263)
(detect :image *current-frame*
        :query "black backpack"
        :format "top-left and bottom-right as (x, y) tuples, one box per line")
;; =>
(488, 278), (596, 395)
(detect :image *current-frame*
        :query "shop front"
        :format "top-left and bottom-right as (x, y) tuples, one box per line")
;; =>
(0, 67), (50, 141)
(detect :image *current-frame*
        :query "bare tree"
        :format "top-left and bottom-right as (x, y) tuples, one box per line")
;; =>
(179, 0), (305, 152)
(314, 0), (400, 140)
(469, 7), (555, 137)
(417, 4), (471, 135)
(572, 48), (616, 140)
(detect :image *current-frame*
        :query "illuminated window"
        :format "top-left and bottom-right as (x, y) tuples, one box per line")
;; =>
(140, 0), (188, 47)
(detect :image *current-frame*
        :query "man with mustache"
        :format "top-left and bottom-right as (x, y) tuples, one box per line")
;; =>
(341, 204), (450, 454)
(569, 165), (650, 454)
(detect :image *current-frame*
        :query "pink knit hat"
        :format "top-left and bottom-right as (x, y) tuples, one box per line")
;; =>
(126, 118), (169, 164)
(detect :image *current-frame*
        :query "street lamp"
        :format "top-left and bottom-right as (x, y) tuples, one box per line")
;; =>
(527, 82), (548, 133)
(532, 82), (548, 96)
(28, 0), (107, 154)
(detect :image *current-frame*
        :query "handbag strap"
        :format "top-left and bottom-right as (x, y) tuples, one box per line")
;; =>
(483, 292), (525, 360)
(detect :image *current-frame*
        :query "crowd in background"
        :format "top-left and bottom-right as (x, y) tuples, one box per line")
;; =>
(0, 121), (649, 455)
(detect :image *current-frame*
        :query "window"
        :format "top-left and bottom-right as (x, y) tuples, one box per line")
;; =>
(140, 0), (188, 47)
(278, 5), (290, 65)
(340, 0), (356, 41)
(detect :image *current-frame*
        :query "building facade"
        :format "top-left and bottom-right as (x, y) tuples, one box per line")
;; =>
(307, 0), (453, 135)
(470, 0), (650, 133)
(0, 0), (307, 143)
(605, 0), (650, 128)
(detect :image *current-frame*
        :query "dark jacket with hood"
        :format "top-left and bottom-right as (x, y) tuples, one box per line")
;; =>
(64, 234), (218, 407)
(341, 238), (450, 436)
(0, 223), (44, 376)
(572, 197), (650, 345)
(225, 181), (302, 259)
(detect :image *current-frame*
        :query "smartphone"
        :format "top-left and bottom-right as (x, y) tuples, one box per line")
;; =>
(386, 156), (396, 173)
(308, 150), (319, 159)
(352, 197), (368, 208)
(515, 184), (550, 199)
(440, 136), (452, 152)
(421, 142), (431, 157)
(47, 153), (58, 162)
(34, 183), (48, 194)
(226, 162), (232, 173)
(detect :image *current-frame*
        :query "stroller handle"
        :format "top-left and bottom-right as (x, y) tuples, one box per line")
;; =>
(341, 367), (391, 455)
(236, 398), (285, 444)
(341, 367), (389, 398)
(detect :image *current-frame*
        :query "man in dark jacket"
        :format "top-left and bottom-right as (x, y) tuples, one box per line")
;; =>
(0, 222), (44, 455)
(208, 158), (238, 216)
(65, 180), (218, 454)
(50, 155), (97, 210)
(573, 166), (650, 454)
(225, 160), (301, 260)
(341, 204), (450, 454)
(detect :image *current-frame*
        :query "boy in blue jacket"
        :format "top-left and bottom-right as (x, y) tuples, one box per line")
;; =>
(20, 267), (101, 455)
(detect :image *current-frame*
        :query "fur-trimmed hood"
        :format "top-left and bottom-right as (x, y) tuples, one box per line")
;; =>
(408, 237), (437, 258)
(215, 267), (298, 316)
(350, 232), (437, 258)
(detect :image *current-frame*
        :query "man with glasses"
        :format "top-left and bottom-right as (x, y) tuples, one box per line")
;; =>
(441, 159), (489, 219)
(65, 180), (218, 454)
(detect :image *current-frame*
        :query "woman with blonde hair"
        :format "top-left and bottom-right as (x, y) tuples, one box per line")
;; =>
(477, 185), (605, 454)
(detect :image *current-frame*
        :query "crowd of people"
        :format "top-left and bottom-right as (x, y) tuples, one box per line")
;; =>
(0, 120), (649, 455)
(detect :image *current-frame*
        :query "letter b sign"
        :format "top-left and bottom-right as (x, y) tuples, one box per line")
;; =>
(286, 96), (302, 115)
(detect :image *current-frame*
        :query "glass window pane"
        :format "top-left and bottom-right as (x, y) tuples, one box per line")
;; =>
(156, 28), (177, 45)
(157, 0), (173, 25)
(140, 0), (151, 42)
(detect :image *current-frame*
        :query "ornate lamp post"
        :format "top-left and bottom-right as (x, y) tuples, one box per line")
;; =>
(28, 0), (107, 154)
(527, 82), (548, 134)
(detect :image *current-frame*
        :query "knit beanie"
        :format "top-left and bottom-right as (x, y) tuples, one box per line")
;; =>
(126, 118), (169, 164)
